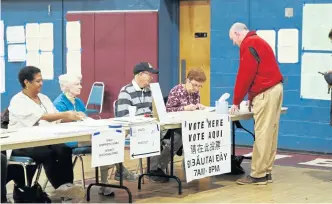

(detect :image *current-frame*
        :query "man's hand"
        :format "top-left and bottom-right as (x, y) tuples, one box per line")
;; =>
(230, 104), (239, 115)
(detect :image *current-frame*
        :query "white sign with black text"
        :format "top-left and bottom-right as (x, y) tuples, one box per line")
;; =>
(91, 129), (125, 168)
(130, 123), (161, 159)
(182, 115), (231, 182)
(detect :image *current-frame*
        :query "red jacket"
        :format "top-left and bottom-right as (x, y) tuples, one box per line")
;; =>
(233, 31), (283, 105)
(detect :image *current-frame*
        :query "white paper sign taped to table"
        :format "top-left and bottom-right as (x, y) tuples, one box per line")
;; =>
(182, 114), (231, 182)
(91, 129), (125, 168)
(130, 123), (160, 159)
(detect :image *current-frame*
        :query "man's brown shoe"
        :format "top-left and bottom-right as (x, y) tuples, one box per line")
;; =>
(236, 175), (267, 185)
(266, 174), (273, 183)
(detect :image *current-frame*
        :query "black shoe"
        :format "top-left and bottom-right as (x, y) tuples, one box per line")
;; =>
(149, 168), (169, 183)
(266, 174), (273, 183)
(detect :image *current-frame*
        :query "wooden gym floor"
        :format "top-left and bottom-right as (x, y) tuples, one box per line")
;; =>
(6, 147), (332, 203)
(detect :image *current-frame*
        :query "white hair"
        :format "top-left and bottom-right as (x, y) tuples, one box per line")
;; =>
(58, 74), (82, 92)
(230, 22), (248, 33)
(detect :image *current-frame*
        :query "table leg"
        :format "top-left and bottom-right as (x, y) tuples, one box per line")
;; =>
(87, 164), (133, 203)
(138, 130), (182, 195)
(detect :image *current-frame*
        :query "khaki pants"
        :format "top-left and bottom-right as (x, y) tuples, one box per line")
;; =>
(250, 83), (283, 178)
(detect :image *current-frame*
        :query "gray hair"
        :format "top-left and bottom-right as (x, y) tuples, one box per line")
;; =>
(58, 74), (82, 92)
(230, 22), (248, 33)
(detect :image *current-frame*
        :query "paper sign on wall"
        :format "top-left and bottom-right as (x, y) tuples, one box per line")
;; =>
(66, 21), (81, 51)
(91, 129), (125, 168)
(182, 115), (231, 183)
(8, 44), (26, 62)
(130, 123), (160, 159)
(26, 52), (40, 67)
(278, 29), (299, 63)
(0, 57), (5, 93)
(6, 26), (25, 44)
(302, 3), (332, 51)
(301, 53), (332, 100)
(26, 23), (40, 52)
(39, 23), (54, 51)
(0, 21), (4, 57)
(66, 51), (81, 76)
(39, 52), (54, 80)
(256, 30), (276, 55)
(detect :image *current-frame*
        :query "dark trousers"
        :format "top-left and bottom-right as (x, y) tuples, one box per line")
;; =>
(12, 144), (74, 189)
(330, 93), (332, 126)
(1, 152), (37, 202)
(1, 153), (8, 202)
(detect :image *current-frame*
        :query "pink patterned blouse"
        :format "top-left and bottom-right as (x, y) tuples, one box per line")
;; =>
(166, 84), (200, 112)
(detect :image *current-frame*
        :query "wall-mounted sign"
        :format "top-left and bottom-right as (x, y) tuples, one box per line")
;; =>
(195, 32), (208, 38)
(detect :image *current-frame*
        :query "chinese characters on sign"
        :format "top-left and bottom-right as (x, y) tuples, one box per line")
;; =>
(182, 115), (231, 182)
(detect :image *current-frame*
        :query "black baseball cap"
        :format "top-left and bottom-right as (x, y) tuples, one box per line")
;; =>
(133, 62), (159, 75)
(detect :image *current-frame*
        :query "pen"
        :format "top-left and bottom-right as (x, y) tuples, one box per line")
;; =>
(0, 136), (9, 139)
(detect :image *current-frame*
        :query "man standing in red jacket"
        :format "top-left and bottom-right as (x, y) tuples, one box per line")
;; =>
(229, 22), (284, 185)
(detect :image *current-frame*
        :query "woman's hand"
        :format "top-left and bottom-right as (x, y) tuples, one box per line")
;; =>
(184, 104), (197, 111)
(65, 111), (82, 121)
(77, 112), (87, 119)
(197, 103), (206, 110)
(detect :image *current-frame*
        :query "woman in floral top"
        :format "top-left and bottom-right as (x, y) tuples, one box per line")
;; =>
(166, 67), (207, 112)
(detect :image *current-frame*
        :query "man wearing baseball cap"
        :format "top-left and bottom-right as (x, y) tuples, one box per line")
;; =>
(116, 62), (172, 182)
(113, 62), (159, 181)
(116, 62), (158, 117)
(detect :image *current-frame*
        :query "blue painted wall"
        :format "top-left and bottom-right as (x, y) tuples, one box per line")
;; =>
(1, 0), (179, 108)
(211, 0), (332, 153)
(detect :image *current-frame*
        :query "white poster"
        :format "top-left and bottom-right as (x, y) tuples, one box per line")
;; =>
(8, 44), (26, 62)
(0, 21), (4, 57)
(66, 21), (81, 51)
(66, 50), (81, 75)
(256, 30), (276, 55)
(301, 53), (332, 100)
(182, 115), (231, 183)
(26, 51), (40, 67)
(6, 25), (25, 44)
(130, 123), (160, 159)
(39, 23), (54, 51)
(302, 4), (332, 51)
(91, 129), (125, 168)
(39, 51), (54, 80)
(26, 23), (40, 38)
(0, 57), (5, 93)
(277, 29), (299, 63)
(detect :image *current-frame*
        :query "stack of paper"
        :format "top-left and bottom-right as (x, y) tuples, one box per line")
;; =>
(112, 116), (156, 125)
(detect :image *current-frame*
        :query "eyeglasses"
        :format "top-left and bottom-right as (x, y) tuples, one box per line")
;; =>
(142, 72), (153, 79)
(190, 81), (203, 88)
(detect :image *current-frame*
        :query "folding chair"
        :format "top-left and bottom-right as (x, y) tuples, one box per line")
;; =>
(86, 82), (105, 118)
(9, 156), (43, 187)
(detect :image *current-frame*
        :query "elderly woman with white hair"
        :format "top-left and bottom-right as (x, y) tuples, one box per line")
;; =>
(53, 74), (138, 196)
(53, 74), (116, 196)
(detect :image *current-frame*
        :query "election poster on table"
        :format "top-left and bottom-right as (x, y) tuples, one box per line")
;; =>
(130, 123), (161, 159)
(91, 128), (125, 168)
(182, 114), (231, 182)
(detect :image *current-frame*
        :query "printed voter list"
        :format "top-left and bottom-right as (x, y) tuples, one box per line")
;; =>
(91, 129), (125, 168)
(182, 115), (231, 182)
